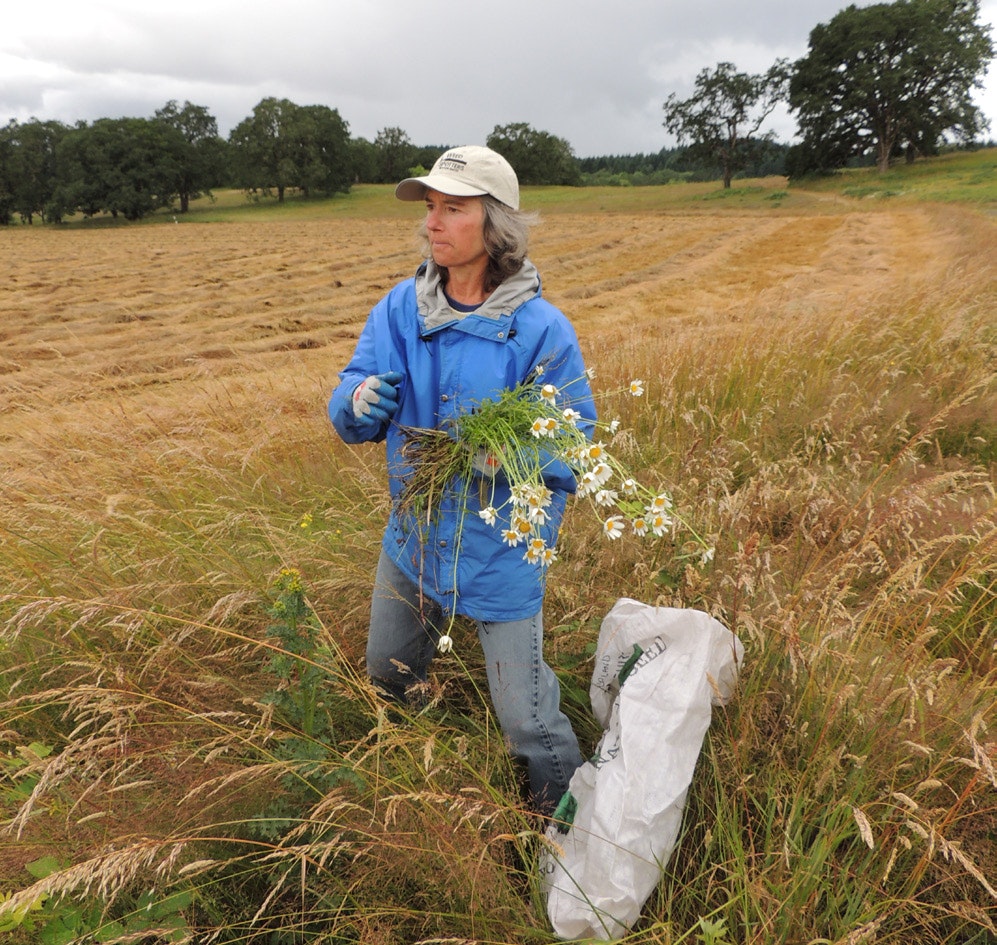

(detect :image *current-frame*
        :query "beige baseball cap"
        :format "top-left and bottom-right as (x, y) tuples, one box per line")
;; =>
(395, 145), (520, 210)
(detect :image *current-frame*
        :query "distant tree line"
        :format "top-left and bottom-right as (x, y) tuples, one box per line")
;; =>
(0, 108), (222, 224)
(577, 140), (791, 186)
(0, 98), (361, 224)
(0, 0), (992, 222)
(0, 108), (589, 224)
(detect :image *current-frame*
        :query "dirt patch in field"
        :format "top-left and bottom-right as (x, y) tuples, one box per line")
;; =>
(0, 201), (990, 447)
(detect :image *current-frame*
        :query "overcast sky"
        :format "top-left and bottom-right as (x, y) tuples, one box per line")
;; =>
(2, 0), (995, 158)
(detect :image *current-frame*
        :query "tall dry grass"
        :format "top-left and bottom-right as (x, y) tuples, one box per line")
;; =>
(1, 182), (995, 943)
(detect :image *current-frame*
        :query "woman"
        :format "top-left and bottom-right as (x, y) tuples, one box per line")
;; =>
(328, 145), (595, 815)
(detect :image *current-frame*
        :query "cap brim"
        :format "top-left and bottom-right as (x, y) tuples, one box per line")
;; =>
(395, 174), (489, 201)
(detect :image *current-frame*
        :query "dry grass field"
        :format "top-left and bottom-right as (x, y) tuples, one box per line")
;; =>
(0, 184), (975, 458)
(1, 160), (995, 943)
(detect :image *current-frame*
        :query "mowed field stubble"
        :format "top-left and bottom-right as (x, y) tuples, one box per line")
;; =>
(0, 181), (975, 454)
(1, 157), (996, 944)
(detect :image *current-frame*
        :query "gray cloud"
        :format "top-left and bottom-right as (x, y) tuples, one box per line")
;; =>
(2, 0), (994, 157)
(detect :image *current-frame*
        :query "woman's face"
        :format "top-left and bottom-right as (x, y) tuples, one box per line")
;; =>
(423, 189), (488, 275)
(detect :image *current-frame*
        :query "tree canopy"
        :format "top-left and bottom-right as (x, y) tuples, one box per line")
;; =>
(228, 98), (352, 202)
(662, 61), (789, 189)
(0, 118), (66, 224)
(371, 127), (417, 184)
(486, 123), (581, 186)
(48, 117), (188, 221)
(1, 105), (229, 223)
(788, 0), (994, 175)
(155, 100), (226, 213)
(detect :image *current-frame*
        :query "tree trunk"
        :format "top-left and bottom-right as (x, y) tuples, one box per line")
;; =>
(876, 128), (896, 173)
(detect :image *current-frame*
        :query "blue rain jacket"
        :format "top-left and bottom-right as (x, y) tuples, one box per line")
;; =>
(329, 259), (596, 621)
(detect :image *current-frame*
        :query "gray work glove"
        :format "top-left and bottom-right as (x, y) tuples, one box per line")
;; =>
(352, 371), (404, 424)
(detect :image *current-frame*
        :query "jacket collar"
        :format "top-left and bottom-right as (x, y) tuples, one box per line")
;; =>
(416, 259), (541, 331)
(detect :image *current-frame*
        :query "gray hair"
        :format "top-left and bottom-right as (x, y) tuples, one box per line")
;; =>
(418, 195), (540, 292)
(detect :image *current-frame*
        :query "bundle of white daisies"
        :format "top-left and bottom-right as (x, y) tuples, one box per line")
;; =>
(396, 367), (712, 572)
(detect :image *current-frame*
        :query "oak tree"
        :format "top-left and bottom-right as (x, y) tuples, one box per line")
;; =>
(229, 98), (352, 202)
(0, 119), (67, 223)
(663, 61), (789, 189)
(155, 100), (225, 213)
(486, 123), (581, 186)
(373, 127), (417, 184)
(50, 117), (186, 221)
(788, 0), (994, 174)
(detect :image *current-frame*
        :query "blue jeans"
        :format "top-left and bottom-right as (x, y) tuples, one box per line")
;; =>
(366, 550), (583, 815)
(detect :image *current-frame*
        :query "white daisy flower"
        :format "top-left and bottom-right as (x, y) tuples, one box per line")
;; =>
(595, 488), (619, 507)
(592, 462), (613, 485)
(630, 379), (645, 397)
(603, 516), (626, 541)
(650, 492), (673, 512)
(526, 485), (553, 508)
(510, 483), (532, 507)
(650, 512), (672, 537)
(512, 515), (533, 538)
(562, 407), (582, 425)
(632, 516), (649, 537)
(478, 506), (498, 527)
(577, 471), (599, 496)
(437, 634), (453, 653)
(540, 383), (559, 404)
(530, 416), (559, 439)
(524, 537), (547, 564)
(528, 506), (550, 526)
